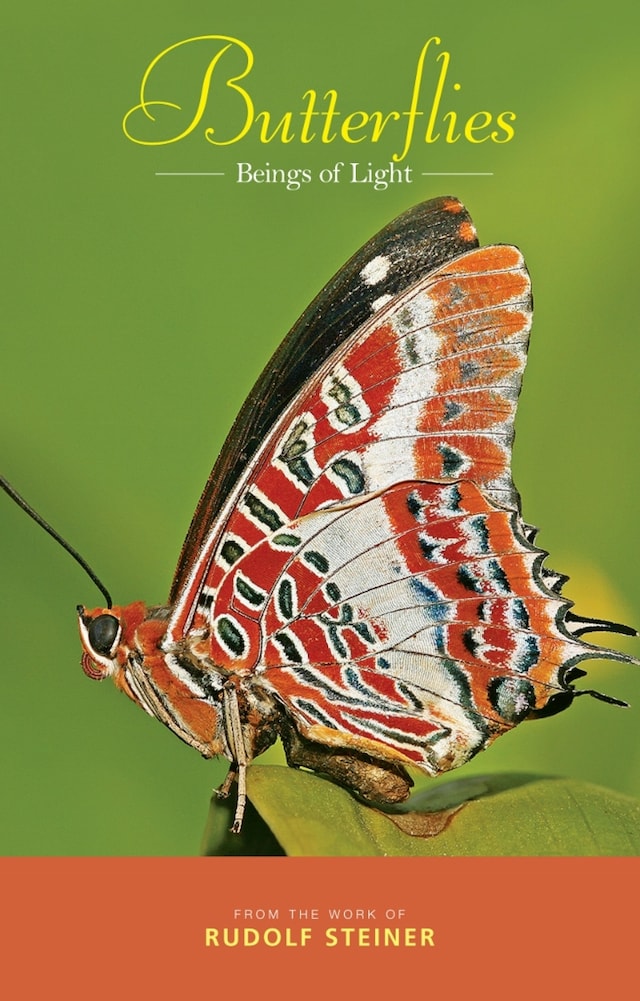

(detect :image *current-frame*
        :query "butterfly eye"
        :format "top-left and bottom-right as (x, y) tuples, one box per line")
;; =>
(87, 614), (120, 657)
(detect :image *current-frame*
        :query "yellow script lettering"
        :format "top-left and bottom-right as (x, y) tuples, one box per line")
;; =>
(122, 35), (254, 147)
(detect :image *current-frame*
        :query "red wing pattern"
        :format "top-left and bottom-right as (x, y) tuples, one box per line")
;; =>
(169, 244), (530, 641)
(203, 479), (591, 771)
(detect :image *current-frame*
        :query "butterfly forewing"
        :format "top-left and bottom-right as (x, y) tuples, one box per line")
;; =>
(170, 197), (479, 603)
(168, 242), (531, 648)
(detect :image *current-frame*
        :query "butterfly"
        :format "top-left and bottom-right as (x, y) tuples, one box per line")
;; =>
(6, 196), (634, 833)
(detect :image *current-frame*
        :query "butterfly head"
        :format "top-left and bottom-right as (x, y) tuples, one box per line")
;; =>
(77, 602), (147, 681)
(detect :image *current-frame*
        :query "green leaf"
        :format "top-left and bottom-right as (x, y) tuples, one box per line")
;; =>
(200, 791), (285, 856)
(201, 765), (640, 856)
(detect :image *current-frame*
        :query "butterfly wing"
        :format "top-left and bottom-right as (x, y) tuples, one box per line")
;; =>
(165, 201), (632, 787)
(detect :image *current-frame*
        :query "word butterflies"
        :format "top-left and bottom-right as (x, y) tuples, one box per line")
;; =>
(12, 197), (635, 833)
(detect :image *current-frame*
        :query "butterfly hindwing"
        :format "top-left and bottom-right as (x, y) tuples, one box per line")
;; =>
(206, 477), (588, 774)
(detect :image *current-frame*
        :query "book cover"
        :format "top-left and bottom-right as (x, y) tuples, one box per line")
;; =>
(2, 1), (638, 994)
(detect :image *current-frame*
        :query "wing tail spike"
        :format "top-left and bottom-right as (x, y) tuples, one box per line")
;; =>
(539, 566), (570, 594)
(574, 689), (630, 708)
(563, 609), (638, 639)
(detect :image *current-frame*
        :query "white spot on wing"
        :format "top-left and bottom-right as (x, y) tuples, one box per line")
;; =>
(360, 254), (391, 286)
(371, 293), (394, 313)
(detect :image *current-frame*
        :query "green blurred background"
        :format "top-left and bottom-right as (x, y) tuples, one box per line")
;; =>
(1, 1), (638, 855)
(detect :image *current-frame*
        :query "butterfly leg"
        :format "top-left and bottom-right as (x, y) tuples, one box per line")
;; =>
(221, 682), (249, 833)
(216, 767), (236, 799)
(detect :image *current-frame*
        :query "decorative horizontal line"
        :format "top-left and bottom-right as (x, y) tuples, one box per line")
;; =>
(155, 172), (226, 176)
(421, 172), (494, 176)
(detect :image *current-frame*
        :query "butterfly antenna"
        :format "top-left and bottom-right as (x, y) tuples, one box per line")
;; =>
(1, 475), (113, 609)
